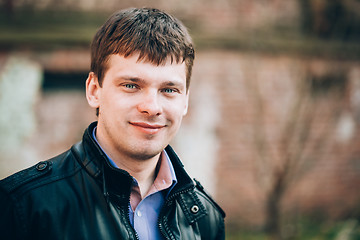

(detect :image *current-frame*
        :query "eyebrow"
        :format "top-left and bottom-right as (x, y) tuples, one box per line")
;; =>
(118, 76), (185, 89)
(162, 80), (184, 87)
(121, 76), (145, 83)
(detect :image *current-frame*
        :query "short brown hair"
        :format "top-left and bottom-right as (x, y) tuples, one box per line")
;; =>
(90, 8), (195, 91)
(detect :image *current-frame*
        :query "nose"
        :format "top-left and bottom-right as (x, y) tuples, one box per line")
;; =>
(137, 91), (162, 116)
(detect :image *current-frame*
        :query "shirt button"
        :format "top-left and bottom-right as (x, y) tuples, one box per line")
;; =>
(136, 210), (142, 217)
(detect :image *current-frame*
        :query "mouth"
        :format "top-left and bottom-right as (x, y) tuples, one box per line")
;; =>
(129, 122), (165, 135)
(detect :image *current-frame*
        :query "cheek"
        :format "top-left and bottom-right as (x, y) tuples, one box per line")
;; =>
(102, 91), (133, 110)
(166, 102), (187, 122)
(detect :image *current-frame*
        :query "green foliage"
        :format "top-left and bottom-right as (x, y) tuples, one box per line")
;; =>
(226, 229), (267, 240)
(225, 218), (360, 240)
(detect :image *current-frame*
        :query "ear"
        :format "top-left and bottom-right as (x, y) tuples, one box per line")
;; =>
(183, 91), (190, 116)
(86, 72), (101, 109)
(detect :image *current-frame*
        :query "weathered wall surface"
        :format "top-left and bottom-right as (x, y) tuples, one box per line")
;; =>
(11, 0), (300, 31)
(0, 55), (43, 176)
(190, 51), (360, 228)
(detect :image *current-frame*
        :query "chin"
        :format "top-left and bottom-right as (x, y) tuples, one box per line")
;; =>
(127, 146), (164, 161)
(130, 152), (161, 161)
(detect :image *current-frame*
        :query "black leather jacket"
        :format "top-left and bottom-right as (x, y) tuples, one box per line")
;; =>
(0, 122), (225, 239)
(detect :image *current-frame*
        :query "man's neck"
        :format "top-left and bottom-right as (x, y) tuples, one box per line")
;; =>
(93, 125), (162, 197)
(114, 154), (160, 198)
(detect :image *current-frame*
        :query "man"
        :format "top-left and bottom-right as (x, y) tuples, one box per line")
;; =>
(0, 8), (225, 240)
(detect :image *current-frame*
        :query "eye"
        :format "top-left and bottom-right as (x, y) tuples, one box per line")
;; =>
(125, 84), (137, 89)
(120, 83), (140, 92)
(162, 88), (181, 94)
(163, 88), (175, 93)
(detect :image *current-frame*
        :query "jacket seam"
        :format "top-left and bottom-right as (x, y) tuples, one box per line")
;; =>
(11, 156), (83, 198)
(195, 189), (225, 218)
(6, 192), (27, 239)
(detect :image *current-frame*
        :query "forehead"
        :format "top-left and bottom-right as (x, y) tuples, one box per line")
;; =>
(107, 52), (184, 67)
(105, 54), (186, 82)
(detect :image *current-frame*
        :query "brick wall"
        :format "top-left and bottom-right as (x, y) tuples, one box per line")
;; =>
(185, 51), (360, 228)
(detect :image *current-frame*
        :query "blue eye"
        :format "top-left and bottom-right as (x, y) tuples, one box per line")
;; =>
(163, 88), (175, 93)
(125, 84), (136, 89)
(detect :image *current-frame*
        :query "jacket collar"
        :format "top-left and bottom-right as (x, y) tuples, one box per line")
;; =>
(71, 122), (207, 224)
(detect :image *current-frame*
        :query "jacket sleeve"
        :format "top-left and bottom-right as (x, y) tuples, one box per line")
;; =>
(216, 213), (225, 240)
(194, 180), (226, 240)
(0, 188), (23, 240)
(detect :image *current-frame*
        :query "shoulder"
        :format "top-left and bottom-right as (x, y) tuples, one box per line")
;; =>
(193, 178), (226, 219)
(189, 179), (226, 239)
(0, 148), (81, 239)
(0, 148), (77, 196)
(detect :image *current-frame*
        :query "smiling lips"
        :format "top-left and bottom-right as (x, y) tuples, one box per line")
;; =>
(130, 122), (165, 134)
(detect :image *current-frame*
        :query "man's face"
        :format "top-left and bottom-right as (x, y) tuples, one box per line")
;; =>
(86, 54), (189, 162)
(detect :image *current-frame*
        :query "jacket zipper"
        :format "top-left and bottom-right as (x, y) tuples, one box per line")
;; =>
(124, 200), (139, 240)
(102, 163), (139, 240)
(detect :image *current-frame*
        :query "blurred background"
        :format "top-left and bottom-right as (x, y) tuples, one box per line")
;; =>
(1, 0), (360, 239)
